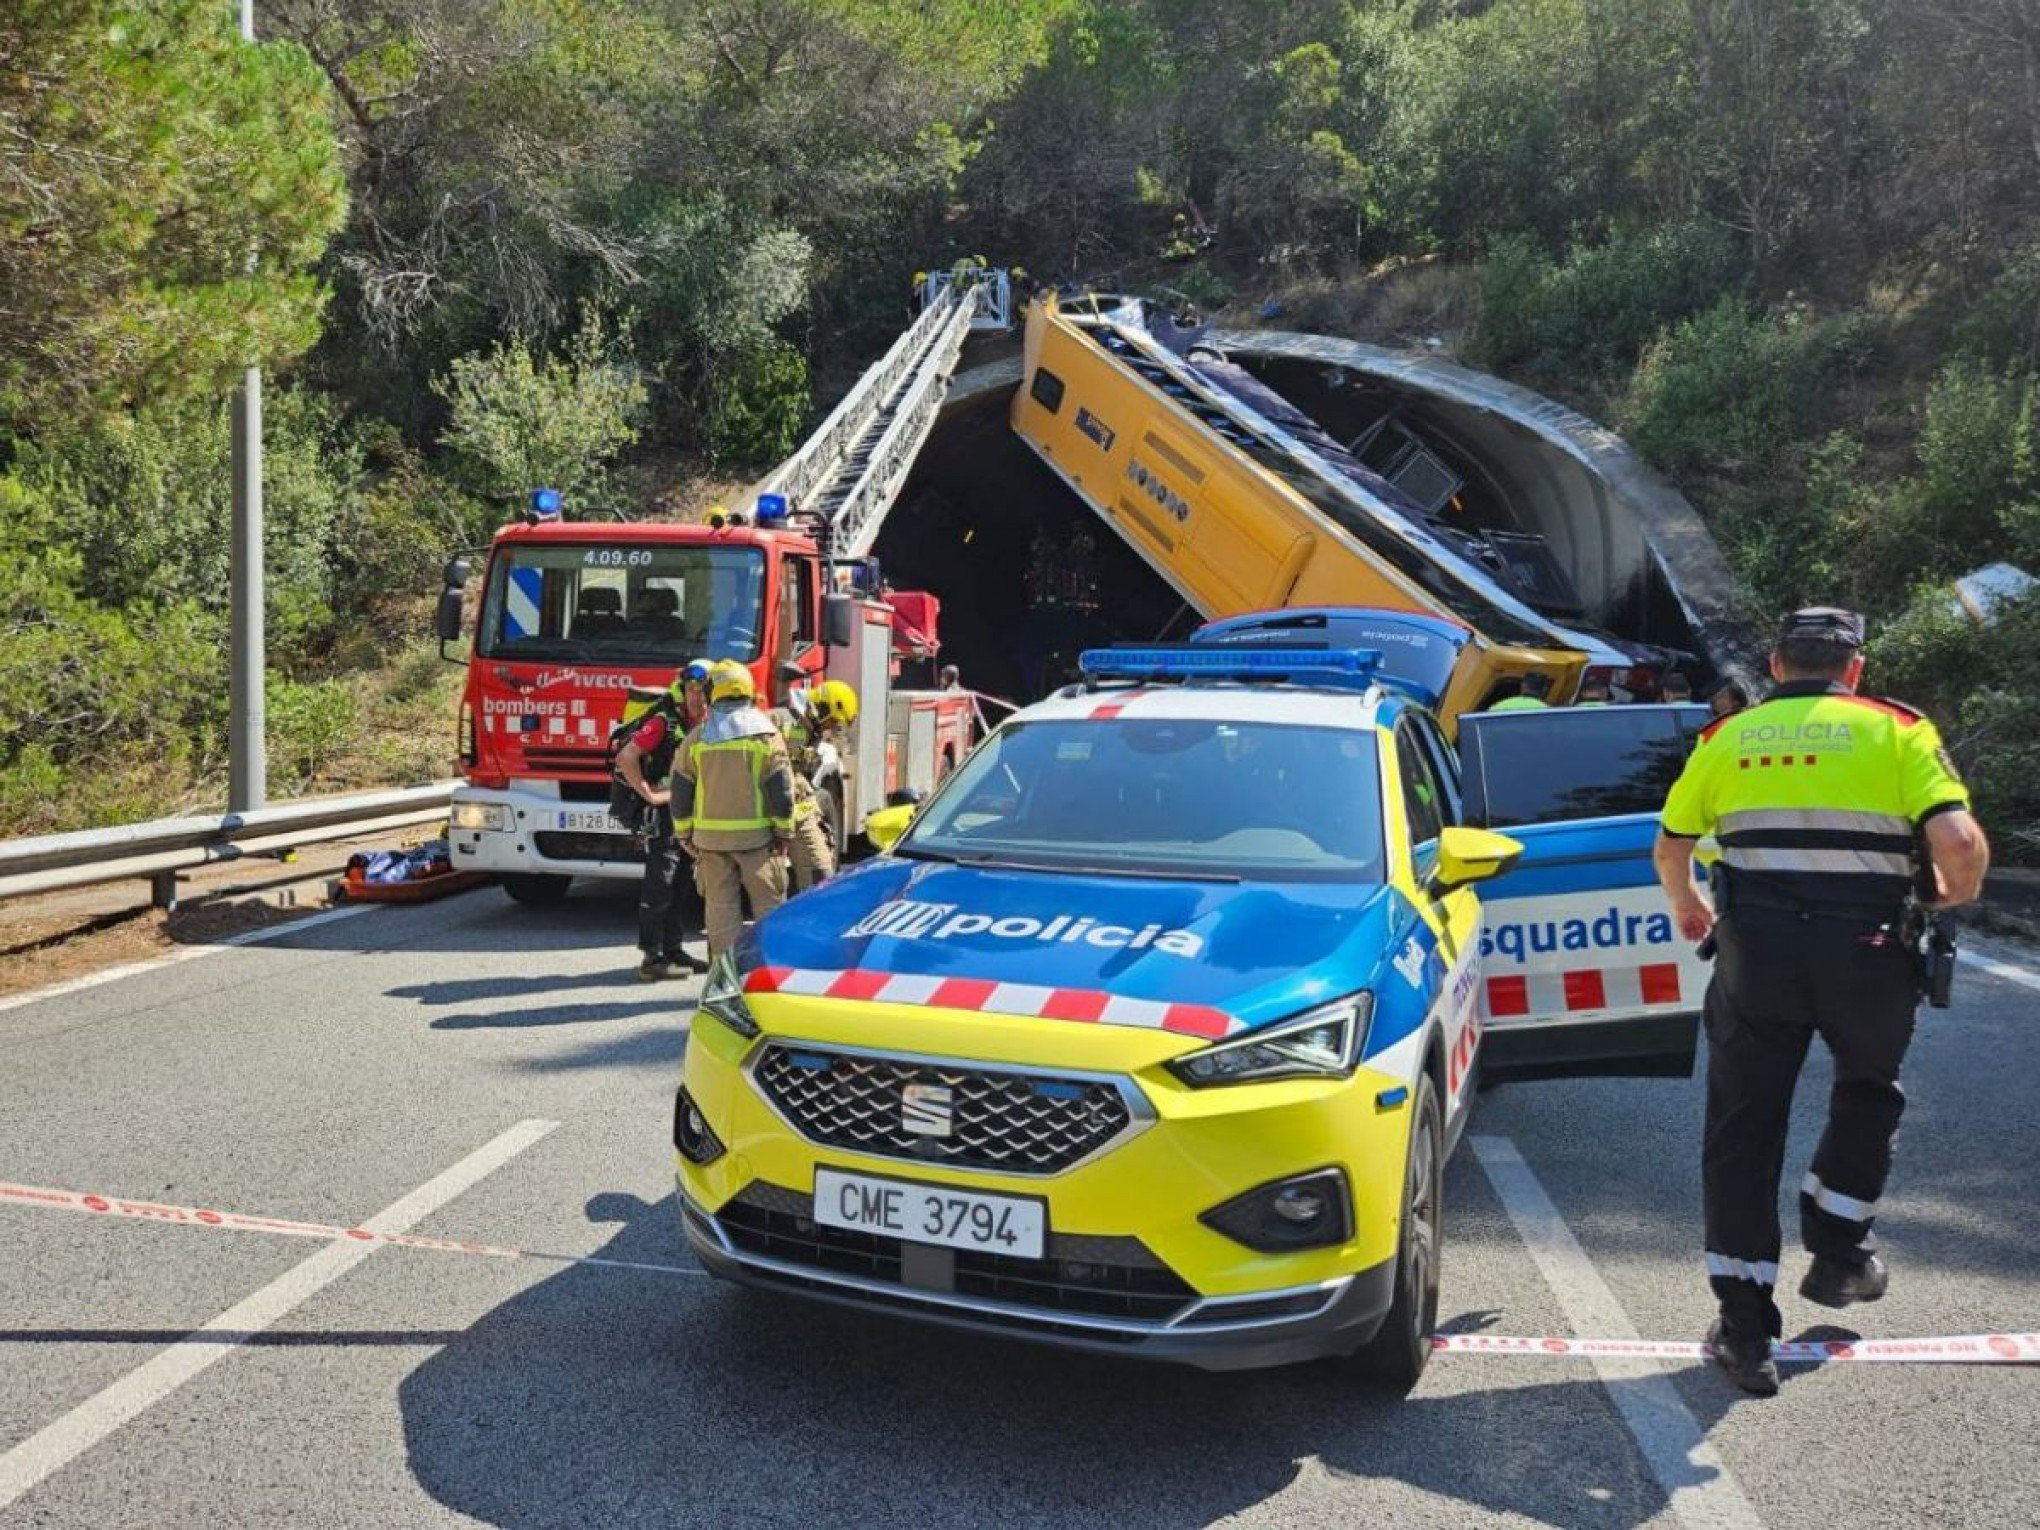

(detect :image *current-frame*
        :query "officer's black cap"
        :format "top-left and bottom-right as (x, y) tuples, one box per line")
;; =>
(1777, 606), (1865, 649)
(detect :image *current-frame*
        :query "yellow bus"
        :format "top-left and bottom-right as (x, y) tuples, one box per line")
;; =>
(1011, 292), (1618, 721)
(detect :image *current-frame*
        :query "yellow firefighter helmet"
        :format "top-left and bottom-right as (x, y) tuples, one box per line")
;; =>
(809, 679), (859, 729)
(709, 661), (756, 704)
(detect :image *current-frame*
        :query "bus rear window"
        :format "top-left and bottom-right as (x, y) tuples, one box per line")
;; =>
(1459, 705), (1709, 827)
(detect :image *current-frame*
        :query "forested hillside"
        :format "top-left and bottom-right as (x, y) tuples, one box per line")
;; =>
(4, 0), (2037, 849)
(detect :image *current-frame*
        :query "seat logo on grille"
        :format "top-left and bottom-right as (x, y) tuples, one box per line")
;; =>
(901, 1082), (954, 1137)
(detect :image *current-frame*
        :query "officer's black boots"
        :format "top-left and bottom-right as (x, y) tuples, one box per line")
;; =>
(1800, 1253), (1889, 1308)
(1706, 1318), (1781, 1397)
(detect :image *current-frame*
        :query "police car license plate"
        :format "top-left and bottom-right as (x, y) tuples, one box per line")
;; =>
(813, 1168), (1045, 1259)
(555, 808), (622, 832)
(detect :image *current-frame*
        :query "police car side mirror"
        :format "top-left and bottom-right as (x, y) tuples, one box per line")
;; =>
(823, 594), (856, 649)
(865, 803), (916, 852)
(1431, 826), (1523, 894)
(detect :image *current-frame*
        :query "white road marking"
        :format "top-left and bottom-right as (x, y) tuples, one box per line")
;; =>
(1472, 1136), (1765, 1530)
(0, 902), (380, 1017)
(0, 1118), (558, 1513)
(1957, 944), (2040, 995)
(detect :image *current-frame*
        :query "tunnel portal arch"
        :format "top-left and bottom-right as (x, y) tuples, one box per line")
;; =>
(875, 335), (1753, 706)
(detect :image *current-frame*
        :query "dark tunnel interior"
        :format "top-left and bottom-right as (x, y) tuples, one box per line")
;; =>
(876, 384), (1186, 705)
(875, 355), (1709, 706)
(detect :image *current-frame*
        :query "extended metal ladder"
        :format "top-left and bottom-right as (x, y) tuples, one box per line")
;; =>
(749, 270), (1000, 558)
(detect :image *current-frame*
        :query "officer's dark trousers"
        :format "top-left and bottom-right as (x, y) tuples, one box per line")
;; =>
(1702, 909), (1918, 1335)
(637, 820), (697, 961)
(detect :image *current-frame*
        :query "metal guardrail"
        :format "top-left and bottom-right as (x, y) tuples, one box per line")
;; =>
(0, 782), (459, 906)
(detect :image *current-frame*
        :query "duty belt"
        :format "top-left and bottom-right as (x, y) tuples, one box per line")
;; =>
(1716, 874), (1901, 927)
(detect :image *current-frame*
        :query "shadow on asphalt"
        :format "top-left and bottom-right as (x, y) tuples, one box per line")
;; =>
(395, 1191), (1774, 1530)
(1472, 1003), (2040, 1291)
(428, 1000), (684, 1032)
(258, 880), (646, 961)
(392, 971), (650, 1006)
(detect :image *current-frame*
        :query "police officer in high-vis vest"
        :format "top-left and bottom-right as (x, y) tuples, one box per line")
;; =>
(1653, 608), (1990, 1395)
(672, 662), (797, 957)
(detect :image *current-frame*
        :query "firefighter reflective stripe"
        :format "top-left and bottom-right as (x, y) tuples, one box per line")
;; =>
(1706, 1252), (1780, 1286)
(1721, 846), (1913, 877)
(693, 739), (786, 831)
(1802, 1173), (1876, 1223)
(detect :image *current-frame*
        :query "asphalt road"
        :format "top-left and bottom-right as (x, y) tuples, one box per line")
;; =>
(1, 882), (2036, 1529)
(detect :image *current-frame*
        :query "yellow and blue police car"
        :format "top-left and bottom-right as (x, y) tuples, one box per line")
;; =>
(674, 637), (1708, 1385)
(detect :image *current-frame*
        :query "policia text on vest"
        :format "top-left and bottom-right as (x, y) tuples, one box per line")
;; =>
(1651, 606), (1990, 1396)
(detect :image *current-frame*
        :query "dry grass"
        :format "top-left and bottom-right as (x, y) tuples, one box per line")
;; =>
(1255, 259), (1483, 354)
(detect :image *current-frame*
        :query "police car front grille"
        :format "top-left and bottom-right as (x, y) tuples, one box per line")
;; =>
(717, 1186), (1194, 1324)
(751, 1046), (1135, 1175)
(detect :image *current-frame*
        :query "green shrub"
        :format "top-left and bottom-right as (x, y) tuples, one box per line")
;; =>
(1470, 236), (1553, 370)
(436, 308), (648, 508)
(1915, 360), (2038, 549)
(330, 450), (482, 616)
(0, 485), (228, 833)
(1620, 299), (1871, 475)
(1473, 222), (1744, 375)
(265, 676), (358, 794)
(12, 388), (361, 661)
(706, 340), (811, 471)
(1954, 242), (2040, 371)
(1871, 589), (2040, 857)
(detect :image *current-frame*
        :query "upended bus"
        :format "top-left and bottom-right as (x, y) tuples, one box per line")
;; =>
(1010, 291), (1656, 722)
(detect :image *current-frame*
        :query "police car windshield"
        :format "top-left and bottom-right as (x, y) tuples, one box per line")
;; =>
(898, 718), (1387, 883)
(477, 544), (767, 664)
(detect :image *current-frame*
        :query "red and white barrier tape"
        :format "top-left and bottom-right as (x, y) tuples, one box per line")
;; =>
(5, 1177), (2035, 1366)
(0, 1179), (695, 1278)
(1433, 1332), (2040, 1365)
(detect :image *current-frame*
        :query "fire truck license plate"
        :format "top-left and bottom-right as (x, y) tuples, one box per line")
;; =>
(556, 808), (623, 832)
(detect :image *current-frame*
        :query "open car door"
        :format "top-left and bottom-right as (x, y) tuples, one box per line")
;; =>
(1457, 704), (1712, 1082)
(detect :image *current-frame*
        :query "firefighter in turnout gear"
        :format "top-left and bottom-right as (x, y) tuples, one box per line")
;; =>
(614, 661), (712, 980)
(1652, 607), (1990, 1396)
(770, 677), (859, 894)
(674, 662), (797, 957)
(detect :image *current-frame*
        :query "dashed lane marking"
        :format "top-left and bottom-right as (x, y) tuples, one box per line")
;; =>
(1472, 1135), (1766, 1530)
(0, 1118), (558, 1514)
(0, 902), (379, 1018)
(1957, 943), (2040, 995)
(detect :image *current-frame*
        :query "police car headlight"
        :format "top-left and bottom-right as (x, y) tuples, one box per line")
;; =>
(1166, 994), (1371, 1087)
(698, 951), (759, 1039)
(450, 801), (507, 832)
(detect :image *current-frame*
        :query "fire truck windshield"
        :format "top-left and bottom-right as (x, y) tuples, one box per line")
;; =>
(477, 543), (768, 665)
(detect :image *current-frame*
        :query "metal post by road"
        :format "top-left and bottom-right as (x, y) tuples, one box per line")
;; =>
(228, 0), (265, 812)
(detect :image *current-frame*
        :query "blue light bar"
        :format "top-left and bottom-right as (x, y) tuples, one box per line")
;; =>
(755, 492), (789, 524)
(529, 487), (563, 519)
(1078, 646), (1384, 692)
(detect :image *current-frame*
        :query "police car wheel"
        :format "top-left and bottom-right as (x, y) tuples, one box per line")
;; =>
(1354, 1073), (1442, 1392)
(500, 873), (572, 906)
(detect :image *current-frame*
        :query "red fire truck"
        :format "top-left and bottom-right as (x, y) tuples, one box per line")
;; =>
(434, 498), (974, 904)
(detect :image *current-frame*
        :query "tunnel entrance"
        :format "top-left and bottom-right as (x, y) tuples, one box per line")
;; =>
(877, 381), (1184, 704)
(878, 334), (1729, 707)
(1250, 357), (1703, 659)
